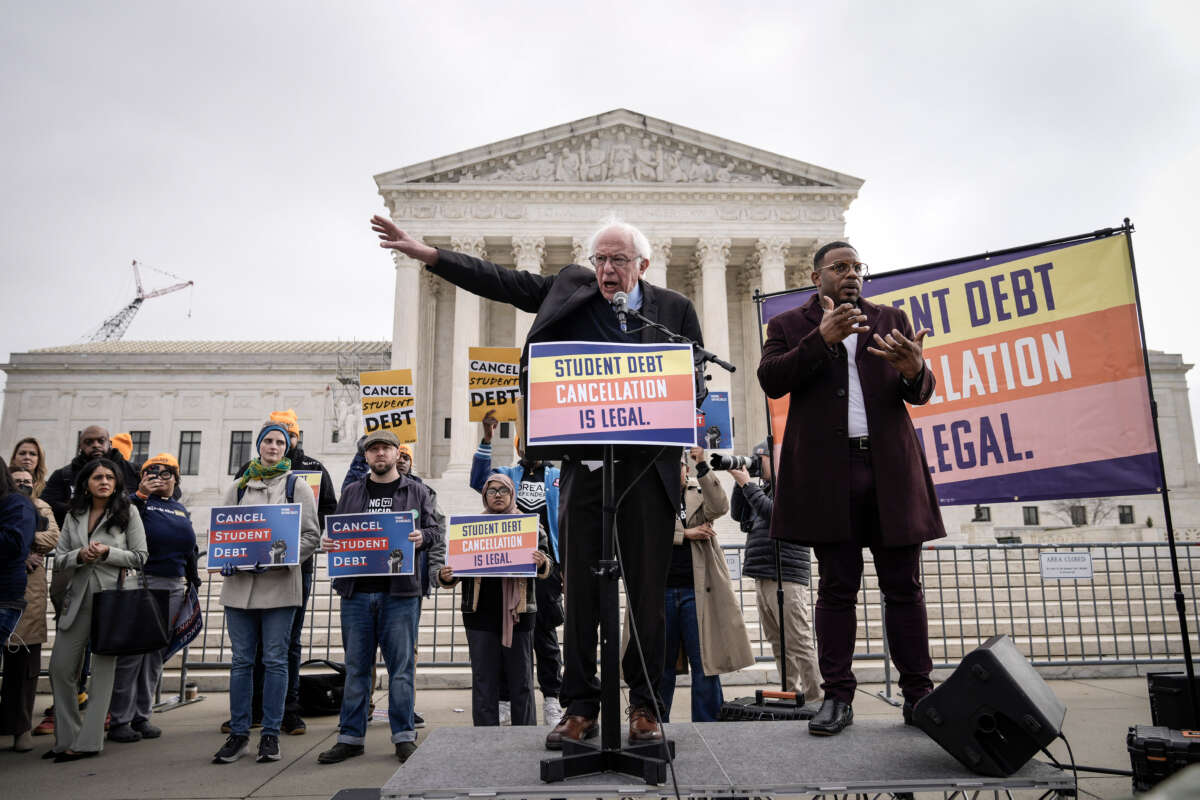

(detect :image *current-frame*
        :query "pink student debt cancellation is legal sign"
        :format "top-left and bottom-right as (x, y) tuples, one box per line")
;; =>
(525, 341), (698, 448)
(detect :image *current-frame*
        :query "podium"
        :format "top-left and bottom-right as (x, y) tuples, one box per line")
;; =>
(525, 340), (702, 784)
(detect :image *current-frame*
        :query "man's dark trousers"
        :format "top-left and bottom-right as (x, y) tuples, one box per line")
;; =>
(558, 457), (675, 718)
(812, 448), (934, 704)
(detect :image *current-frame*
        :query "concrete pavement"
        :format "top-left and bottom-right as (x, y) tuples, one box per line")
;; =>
(0, 679), (1155, 799)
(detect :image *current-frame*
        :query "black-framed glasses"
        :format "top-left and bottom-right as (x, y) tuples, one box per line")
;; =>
(819, 260), (869, 277)
(484, 486), (512, 497)
(143, 468), (175, 479)
(589, 254), (637, 268)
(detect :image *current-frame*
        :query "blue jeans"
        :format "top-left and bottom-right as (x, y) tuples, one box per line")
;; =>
(659, 587), (724, 722)
(0, 608), (21, 645)
(337, 592), (419, 745)
(226, 606), (295, 737)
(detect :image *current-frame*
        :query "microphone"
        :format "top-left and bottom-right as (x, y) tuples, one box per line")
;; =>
(612, 291), (629, 333)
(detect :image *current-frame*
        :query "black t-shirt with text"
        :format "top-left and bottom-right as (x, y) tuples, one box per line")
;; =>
(354, 477), (404, 594)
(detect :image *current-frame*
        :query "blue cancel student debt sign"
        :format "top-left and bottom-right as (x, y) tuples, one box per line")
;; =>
(324, 511), (416, 578)
(208, 504), (302, 571)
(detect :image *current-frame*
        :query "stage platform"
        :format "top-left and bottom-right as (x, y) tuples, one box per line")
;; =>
(380, 719), (1075, 799)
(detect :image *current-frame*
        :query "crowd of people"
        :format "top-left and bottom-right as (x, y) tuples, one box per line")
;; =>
(0, 220), (942, 770)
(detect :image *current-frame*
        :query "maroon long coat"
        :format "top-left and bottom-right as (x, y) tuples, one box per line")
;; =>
(757, 294), (946, 547)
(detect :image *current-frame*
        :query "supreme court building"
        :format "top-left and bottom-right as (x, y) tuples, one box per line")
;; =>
(3, 109), (1198, 533)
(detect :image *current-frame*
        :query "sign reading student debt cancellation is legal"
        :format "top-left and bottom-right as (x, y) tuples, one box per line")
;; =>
(360, 369), (416, 443)
(525, 341), (697, 447)
(469, 346), (521, 422)
(760, 230), (1161, 506)
(447, 514), (539, 577)
(324, 511), (416, 579)
(208, 504), (302, 572)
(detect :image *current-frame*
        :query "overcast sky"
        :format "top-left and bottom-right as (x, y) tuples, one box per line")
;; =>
(3, 1), (1198, 461)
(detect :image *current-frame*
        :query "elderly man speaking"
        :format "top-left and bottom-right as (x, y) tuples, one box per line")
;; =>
(371, 214), (703, 750)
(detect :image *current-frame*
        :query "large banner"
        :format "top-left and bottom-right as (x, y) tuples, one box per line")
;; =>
(208, 504), (302, 572)
(525, 341), (697, 447)
(447, 513), (539, 578)
(469, 346), (522, 422)
(324, 511), (416, 578)
(760, 232), (1161, 505)
(360, 369), (417, 442)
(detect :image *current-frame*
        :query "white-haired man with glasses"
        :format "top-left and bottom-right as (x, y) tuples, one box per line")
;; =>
(370, 214), (703, 750)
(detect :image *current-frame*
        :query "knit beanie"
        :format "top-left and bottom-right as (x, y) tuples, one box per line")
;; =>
(270, 409), (300, 437)
(256, 423), (292, 455)
(111, 432), (133, 461)
(141, 452), (180, 473)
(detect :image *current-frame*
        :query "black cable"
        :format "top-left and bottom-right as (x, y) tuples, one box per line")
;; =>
(1040, 734), (1132, 778)
(609, 446), (682, 800)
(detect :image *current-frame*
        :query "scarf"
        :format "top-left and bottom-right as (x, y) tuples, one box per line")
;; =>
(237, 457), (292, 489)
(482, 474), (524, 647)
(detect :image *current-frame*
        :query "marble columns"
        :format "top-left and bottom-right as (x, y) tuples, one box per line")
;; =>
(511, 236), (545, 347)
(696, 237), (732, 393)
(443, 236), (486, 476)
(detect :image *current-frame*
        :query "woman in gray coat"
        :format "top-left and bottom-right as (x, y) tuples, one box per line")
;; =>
(211, 422), (320, 765)
(47, 458), (147, 761)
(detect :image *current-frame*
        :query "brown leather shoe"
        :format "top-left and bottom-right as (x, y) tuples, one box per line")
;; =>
(628, 707), (663, 743)
(544, 714), (598, 751)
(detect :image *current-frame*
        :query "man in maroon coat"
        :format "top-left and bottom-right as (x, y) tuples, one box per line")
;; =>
(757, 241), (946, 736)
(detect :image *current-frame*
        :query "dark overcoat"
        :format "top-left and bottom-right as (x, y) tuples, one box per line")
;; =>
(756, 294), (946, 547)
(427, 249), (703, 506)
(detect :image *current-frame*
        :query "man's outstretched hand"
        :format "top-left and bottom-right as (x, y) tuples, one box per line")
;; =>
(867, 327), (930, 381)
(370, 215), (439, 265)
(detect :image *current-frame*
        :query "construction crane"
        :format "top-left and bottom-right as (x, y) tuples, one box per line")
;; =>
(89, 260), (194, 342)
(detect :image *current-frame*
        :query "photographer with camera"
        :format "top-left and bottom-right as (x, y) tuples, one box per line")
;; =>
(725, 441), (821, 709)
(658, 447), (753, 722)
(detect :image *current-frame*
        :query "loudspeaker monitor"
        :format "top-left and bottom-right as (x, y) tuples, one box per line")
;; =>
(912, 634), (1066, 777)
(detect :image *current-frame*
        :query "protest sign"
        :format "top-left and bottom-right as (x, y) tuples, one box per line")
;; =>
(469, 346), (521, 422)
(324, 511), (416, 578)
(525, 341), (697, 448)
(292, 471), (322, 499)
(760, 231), (1161, 505)
(447, 513), (538, 578)
(696, 390), (732, 450)
(208, 503), (302, 572)
(360, 369), (416, 443)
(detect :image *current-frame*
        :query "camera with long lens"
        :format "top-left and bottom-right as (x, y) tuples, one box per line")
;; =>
(709, 452), (761, 477)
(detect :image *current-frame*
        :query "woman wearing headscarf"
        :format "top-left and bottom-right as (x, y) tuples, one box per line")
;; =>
(47, 458), (147, 761)
(9, 438), (47, 498)
(107, 453), (199, 744)
(1, 464), (59, 753)
(212, 422), (320, 765)
(437, 473), (551, 727)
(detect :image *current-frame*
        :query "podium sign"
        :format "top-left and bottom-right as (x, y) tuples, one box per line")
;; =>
(526, 341), (697, 448)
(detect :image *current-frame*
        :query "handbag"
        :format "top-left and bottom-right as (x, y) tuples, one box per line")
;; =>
(90, 570), (171, 656)
(297, 659), (347, 716)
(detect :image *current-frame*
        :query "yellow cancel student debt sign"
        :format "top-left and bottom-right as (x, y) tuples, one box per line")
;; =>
(468, 346), (521, 422)
(360, 369), (417, 443)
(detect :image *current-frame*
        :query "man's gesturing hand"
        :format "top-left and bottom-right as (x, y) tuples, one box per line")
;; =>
(819, 295), (869, 346)
(867, 327), (930, 381)
(370, 215), (439, 265)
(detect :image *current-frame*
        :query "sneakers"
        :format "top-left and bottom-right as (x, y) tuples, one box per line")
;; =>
(33, 713), (54, 736)
(542, 697), (564, 727)
(317, 742), (364, 764)
(213, 734), (250, 763)
(256, 734), (280, 762)
(395, 740), (418, 763)
(280, 712), (307, 735)
(134, 721), (162, 739)
(413, 711), (426, 728)
(498, 700), (512, 726)
(107, 722), (142, 743)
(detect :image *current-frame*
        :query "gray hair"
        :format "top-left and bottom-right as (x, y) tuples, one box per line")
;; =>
(586, 216), (652, 262)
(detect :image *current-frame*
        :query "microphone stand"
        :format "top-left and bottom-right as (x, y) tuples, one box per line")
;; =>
(622, 306), (737, 375)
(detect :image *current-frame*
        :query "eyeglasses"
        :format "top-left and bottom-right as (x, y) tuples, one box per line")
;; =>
(12, 479), (33, 489)
(819, 261), (869, 276)
(143, 468), (175, 479)
(589, 254), (638, 268)
(484, 487), (512, 497)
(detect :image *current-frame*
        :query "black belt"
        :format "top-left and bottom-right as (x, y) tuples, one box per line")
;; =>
(849, 436), (870, 450)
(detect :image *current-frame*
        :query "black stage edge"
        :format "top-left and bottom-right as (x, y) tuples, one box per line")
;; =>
(382, 720), (1075, 799)
(539, 443), (674, 784)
